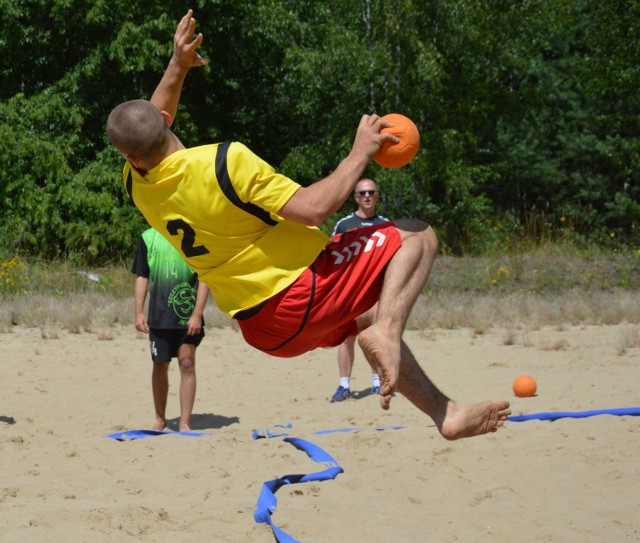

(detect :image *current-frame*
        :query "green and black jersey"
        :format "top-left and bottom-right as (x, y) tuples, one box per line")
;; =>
(131, 228), (201, 329)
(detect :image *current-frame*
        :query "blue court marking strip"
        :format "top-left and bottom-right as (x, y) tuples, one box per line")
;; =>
(508, 406), (640, 422)
(312, 424), (407, 435)
(254, 437), (343, 543)
(104, 429), (210, 440)
(253, 423), (292, 440)
(253, 429), (290, 440)
(253, 424), (407, 439)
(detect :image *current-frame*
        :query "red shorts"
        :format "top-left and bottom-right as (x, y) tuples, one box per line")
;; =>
(238, 222), (401, 357)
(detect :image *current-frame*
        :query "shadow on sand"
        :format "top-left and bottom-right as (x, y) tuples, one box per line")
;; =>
(165, 412), (239, 431)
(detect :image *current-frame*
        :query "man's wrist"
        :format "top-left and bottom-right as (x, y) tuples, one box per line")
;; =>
(339, 153), (369, 185)
(168, 56), (193, 76)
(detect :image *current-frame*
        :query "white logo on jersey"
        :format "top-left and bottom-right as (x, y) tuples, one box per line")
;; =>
(331, 232), (386, 264)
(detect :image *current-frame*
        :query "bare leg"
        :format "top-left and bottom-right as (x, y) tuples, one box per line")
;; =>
(357, 221), (510, 439)
(151, 362), (170, 430)
(177, 344), (196, 431)
(337, 335), (356, 379)
(358, 220), (437, 402)
(396, 340), (509, 439)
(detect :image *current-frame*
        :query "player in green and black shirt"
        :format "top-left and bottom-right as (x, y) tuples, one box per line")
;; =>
(131, 228), (209, 431)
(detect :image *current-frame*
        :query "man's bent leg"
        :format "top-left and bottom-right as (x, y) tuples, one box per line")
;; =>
(356, 221), (511, 438)
(358, 219), (437, 404)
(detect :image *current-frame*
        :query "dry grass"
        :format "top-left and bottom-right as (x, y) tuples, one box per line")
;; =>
(614, 324), (640, 355)
(1, 249), (639, 334)
(407, 290), (640, 331)
(0, 292), (232, 334)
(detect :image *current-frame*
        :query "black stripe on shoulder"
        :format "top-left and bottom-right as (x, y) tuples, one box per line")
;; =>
(215, 142), (277, 226)
(125, 169), (134, 205)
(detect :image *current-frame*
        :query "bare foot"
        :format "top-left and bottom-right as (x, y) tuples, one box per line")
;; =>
(179, 425), (192, 432)
(358, 325), (401, 409)
(438, 400), (511, 440)
(151, 419), (166, 431)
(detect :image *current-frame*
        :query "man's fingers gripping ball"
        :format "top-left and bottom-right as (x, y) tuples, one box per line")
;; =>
(373, 113), (420, 168)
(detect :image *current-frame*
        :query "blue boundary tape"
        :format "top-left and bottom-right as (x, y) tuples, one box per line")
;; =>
(312, 424), (407, 435)
(252, 423), (293, 440)
(251, 410), (639, 540)
(104, 429), (209, 440)
(508, 406), (640, 422)
(254, 437), (343, 543)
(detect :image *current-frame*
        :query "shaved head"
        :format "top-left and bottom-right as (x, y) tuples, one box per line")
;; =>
(107, 100), (172, 169)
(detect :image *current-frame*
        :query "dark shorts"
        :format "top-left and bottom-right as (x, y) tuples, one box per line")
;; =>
(148, 328), (204, 363)
(237, 222), (401, 358)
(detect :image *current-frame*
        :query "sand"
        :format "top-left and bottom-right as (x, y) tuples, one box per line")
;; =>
(1, 323), (639, 542)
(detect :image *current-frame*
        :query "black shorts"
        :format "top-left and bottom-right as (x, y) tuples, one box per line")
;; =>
(148, 328), (205, 363)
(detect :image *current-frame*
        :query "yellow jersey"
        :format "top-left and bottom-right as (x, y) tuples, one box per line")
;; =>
(123, 142), (329, 316)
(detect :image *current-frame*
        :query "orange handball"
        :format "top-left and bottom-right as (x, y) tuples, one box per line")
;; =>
(513, 375), (537, 398)
(373, 113), (420, 168)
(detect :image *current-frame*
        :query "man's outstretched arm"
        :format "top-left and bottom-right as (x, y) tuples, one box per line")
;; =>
(150, 9), (207, 127)
(278, 114), (398, 226)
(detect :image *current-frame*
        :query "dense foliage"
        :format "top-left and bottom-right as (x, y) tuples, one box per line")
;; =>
(1, 0), (639, 263)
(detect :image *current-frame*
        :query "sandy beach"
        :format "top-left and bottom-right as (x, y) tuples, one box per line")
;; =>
(2, 323), (639, 542)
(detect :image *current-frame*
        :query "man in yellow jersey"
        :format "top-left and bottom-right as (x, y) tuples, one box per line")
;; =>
(107, 10), (510, 441)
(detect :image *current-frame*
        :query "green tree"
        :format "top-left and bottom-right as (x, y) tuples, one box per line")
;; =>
(1, 0), (638, 262)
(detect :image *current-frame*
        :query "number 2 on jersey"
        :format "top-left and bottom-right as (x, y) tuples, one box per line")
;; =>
(166, 219), (210, 257)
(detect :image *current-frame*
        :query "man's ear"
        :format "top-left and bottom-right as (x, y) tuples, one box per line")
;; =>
(160, 110), (174, 128)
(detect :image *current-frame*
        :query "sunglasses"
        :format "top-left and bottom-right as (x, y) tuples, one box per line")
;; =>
(356, 190), (378, 196)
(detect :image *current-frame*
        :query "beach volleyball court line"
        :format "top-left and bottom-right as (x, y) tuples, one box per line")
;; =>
(508, 406), (640, 422)
(254, 437), (343, 543)
(104, 429), (210, 440)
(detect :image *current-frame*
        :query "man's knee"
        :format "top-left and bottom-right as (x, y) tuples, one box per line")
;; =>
(178, 354), (196, 373)
(395, 218), (430, 233)
(395, 219), (438, 254)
